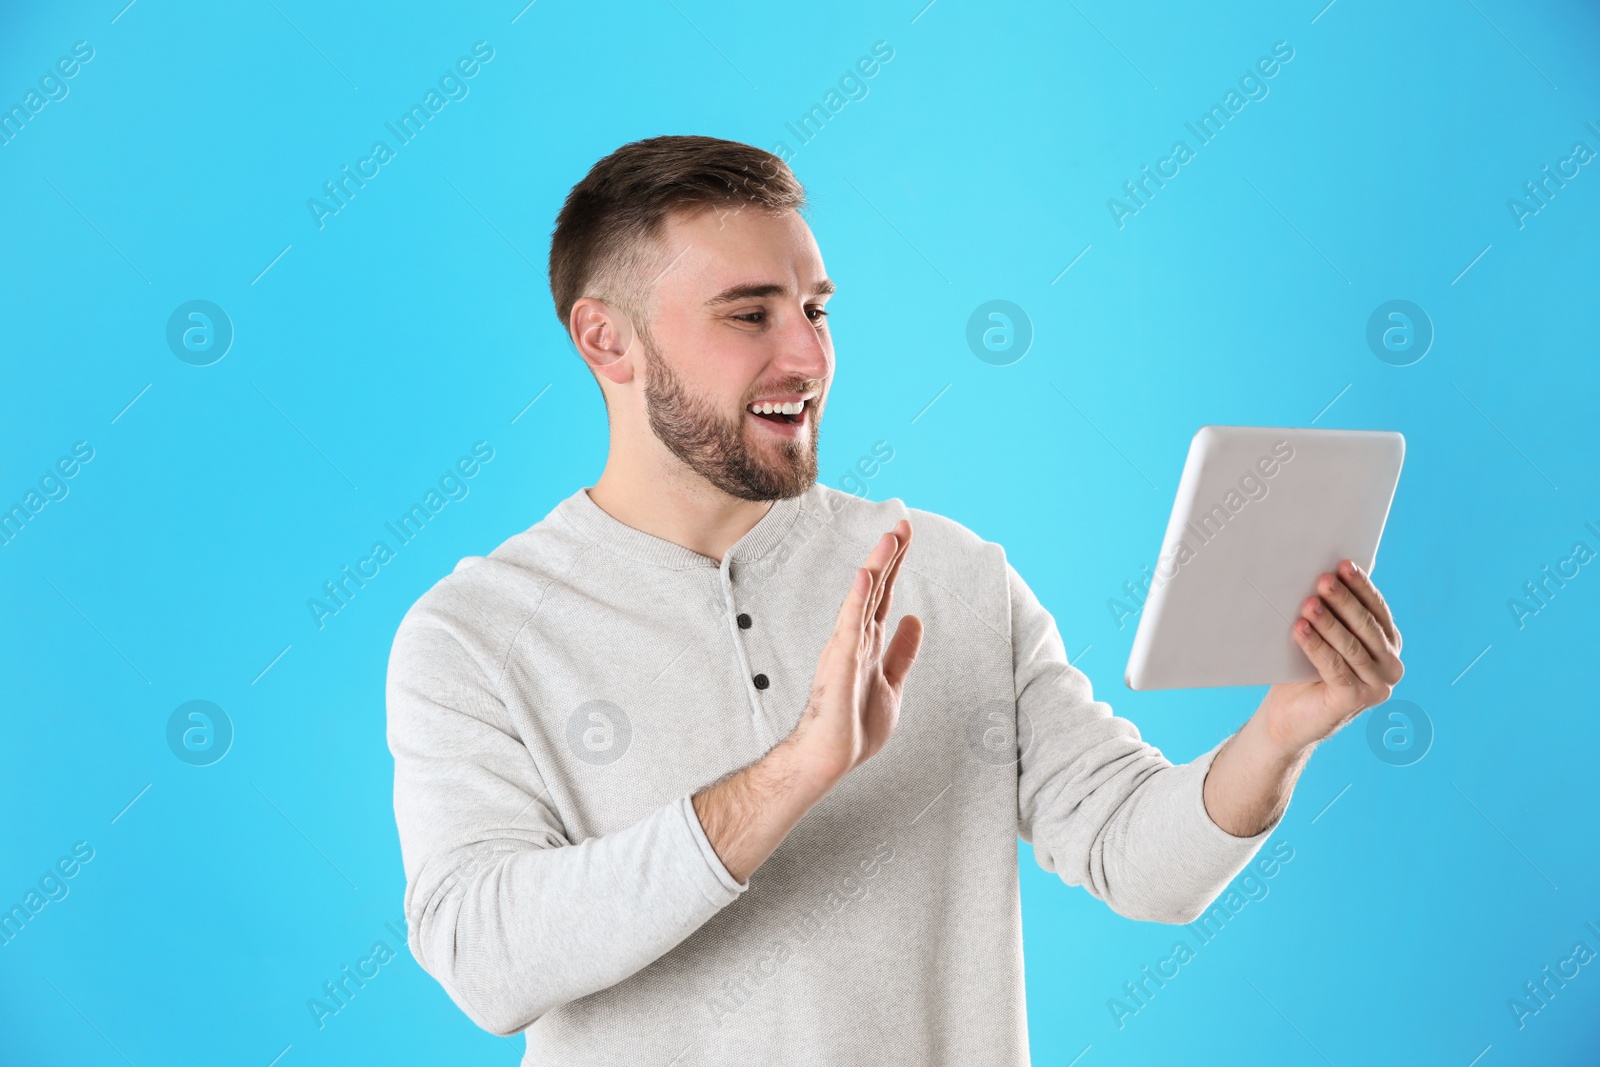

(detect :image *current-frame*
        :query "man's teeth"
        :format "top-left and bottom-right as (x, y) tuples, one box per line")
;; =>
(748, 400), (806, 415)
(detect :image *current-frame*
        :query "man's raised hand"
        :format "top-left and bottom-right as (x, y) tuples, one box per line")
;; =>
(785, 520), (924, 791)
(690, 520), (923, 885)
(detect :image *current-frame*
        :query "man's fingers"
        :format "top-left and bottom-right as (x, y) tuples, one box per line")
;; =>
(842, 531), (895, 638)
(1316, 571), (1403, 684)
(836, 566), (871, 643)
(1300, 594), (1382, 687)
(829, 522), (915, 681)
(1338, 560), (1402, 651)
(1292, 618), (1361, 691)
(864, 522), (908, 627)
(882, 614), (924, 690)
(873, 521), (913, 626)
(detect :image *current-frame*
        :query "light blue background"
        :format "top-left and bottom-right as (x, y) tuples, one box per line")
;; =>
(3, 1), (1598, 1063)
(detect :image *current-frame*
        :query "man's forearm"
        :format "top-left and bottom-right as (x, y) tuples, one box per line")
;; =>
(1202, 699), (1317, 838)
(692, 737), (833, 884)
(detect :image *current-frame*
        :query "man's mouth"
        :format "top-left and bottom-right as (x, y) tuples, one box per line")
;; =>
(745, 396), (813, 433)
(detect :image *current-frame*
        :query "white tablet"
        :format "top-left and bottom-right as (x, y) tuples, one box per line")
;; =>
(1124, 425), (1404, 691)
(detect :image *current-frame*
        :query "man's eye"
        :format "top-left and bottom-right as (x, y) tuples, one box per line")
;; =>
(731, 308), (828, 325)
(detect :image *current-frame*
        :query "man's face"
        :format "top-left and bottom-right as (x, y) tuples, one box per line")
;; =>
(632, 205), (834, 502)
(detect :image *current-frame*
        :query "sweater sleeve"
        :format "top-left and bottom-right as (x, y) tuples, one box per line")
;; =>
(1008, 560), (1281, 924)
(385, 605), (749, 1037)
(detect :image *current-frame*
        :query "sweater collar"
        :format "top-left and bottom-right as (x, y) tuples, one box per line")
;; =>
(556, 482), (817, 570)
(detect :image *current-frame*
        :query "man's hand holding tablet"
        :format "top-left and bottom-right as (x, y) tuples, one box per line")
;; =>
(1199, 554), (1407, 839)
(1121, 425), (1409, 837)
(1265, 556), (1405, 753)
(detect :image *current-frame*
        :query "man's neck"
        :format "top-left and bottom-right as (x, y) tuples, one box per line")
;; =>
(587, 464), (775, 566)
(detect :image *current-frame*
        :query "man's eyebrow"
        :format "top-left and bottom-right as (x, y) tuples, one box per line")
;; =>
(703, 279), (836, 308)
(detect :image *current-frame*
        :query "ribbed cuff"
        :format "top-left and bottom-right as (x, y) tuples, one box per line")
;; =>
(1186, 738), (1283, 846)
(677, 792), (750, 900)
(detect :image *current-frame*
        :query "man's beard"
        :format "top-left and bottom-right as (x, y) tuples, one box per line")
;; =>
(641, 335), (819, 502)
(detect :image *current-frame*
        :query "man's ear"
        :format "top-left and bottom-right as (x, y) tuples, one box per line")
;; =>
(570, 297), (637, 386)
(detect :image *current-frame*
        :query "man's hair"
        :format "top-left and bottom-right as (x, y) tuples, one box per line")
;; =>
(548, 135), (807, 352)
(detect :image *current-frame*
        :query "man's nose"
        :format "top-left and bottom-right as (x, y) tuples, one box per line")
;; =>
(776, 306), (831, 379)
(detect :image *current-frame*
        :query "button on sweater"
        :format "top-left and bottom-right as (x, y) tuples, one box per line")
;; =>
(384, 481), (1281, 1065)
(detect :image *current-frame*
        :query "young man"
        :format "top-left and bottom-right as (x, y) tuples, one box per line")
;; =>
(386, 135), (1404, 1064)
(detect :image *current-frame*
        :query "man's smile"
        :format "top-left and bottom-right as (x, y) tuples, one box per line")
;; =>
(745, 394), (815, 437)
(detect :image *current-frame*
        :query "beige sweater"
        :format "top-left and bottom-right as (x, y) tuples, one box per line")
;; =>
(385, 480), (1279, 1065)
